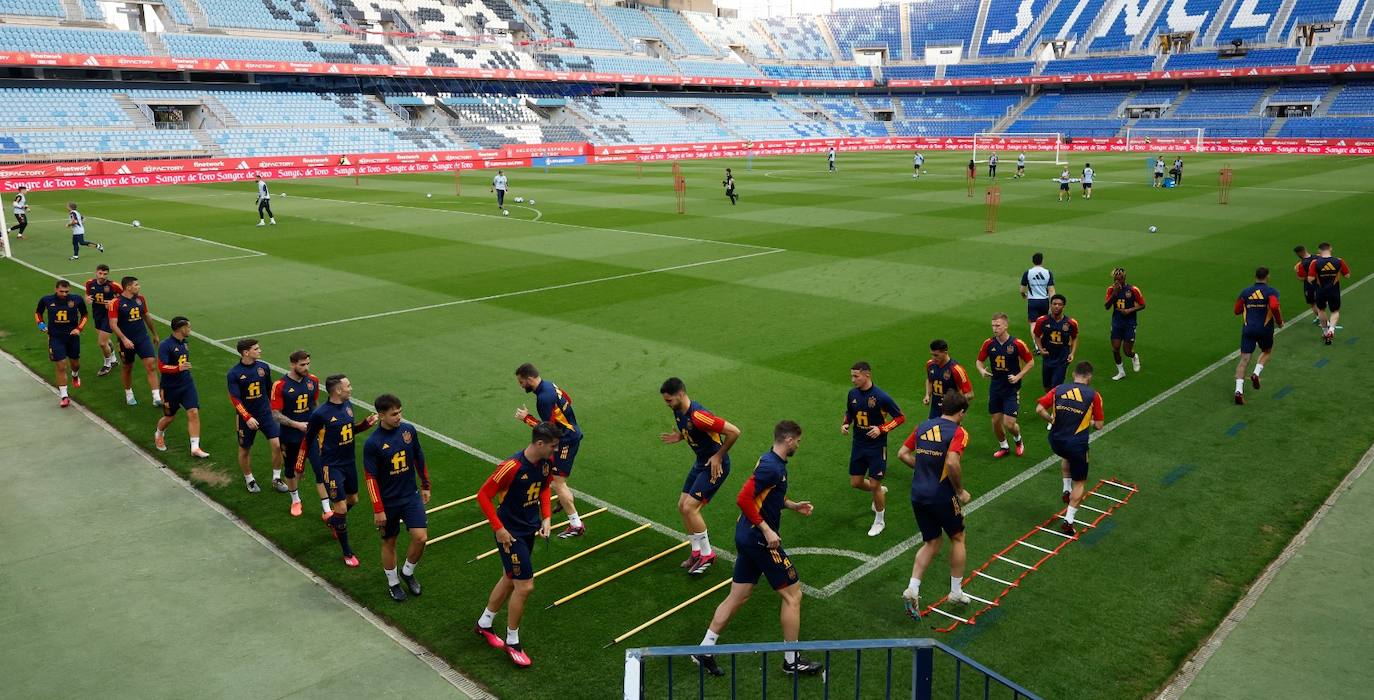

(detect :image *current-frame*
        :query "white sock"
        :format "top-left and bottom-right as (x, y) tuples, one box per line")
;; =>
(244, 473), (255, 485)
(1062, 477), (1072, 491)
(506, 628), (520, 645)
(1066, 506), (1078, 525)
(478, 608), (496, 628)
(874, 509), (885, 522)
(272, 469), (282, 481)
(1116, 363), (1124, 373)
(104, 355), (115, 367)
(1235, 378), (1245, 393)
(156, 430), (166, 439)
(1013, 434), (1022, 444)
(70, 371), (78, 380)
(151, 389), (161, 402)
(999, 440), (1009, 449)
(385, 568), (400, 586)
(190, 437), (200, 450)
(402, 559), (417, 576)
(125, 388), (134, 400)
(689, 532), (702, 555)
(59, 386), (69, 398)
(909, 577), (921, 594)
(784, 649), (797, 664)
(699, 530), (713, 557)
(701, 629), (719, 646)
(1254, 364), (1264, 376)
(950, 576), (963, 594)
(289, 490), (301, 504)
(321, 498), (332, 514)
(567, 511), (582, 528)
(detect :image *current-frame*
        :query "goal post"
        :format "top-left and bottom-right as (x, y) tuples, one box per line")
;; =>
(972, 132), (1066, 165)
(1124, 127), (1204, 153)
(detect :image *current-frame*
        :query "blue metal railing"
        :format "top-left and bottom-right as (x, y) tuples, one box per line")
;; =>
(625, 637), (1040, 700)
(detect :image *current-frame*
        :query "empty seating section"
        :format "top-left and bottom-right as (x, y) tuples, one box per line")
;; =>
(7, 131), (202, 157)
(1267, 83), (1330, 103)
(210, 127), (460, 156)
(1327, 81), (1374, 112)
(164, 34), (393, 64)
(835, 121), (891, 136)
(0, 26), (148, 55)
(1147, 116), (1274, 136)
(397, 45), (537, 70)
(890, 119), (995, 136)
(1007, 118), (1125, 135)
(202, 0), (331, 33)
(600, 5), (678, 54)
(732, 121), (838, 139)
(883, 65), (938, 79)
(1129, 86), (1182, 105)
(212, 91), (403, 125)
(696, 98), (808, 122)
(861, 96), (896, 111)
(588, 122), (736, 144)
(80, 0), (103, 21)
(1213, 0), (1283, 44)
(1144, 0), (1225, 49)
(1173, 85), (1267, 114)
(760, 64), (871, 80)
(764, 15), (835, 60)
(828, 5), (903, 59)
(814, 98), (865, 119)
(1090, 0), (1171, 51)
(441, 94), (540, 123)
(906, 1), (980, 53)
(161, 0), (194, 25)
(571, 96), (682, 122)
(1312, 43), (1374, 63)
(900, 93), (1023, 118)
(522, 0), (624, 51)
(683, 11), (777, 58)
(1038, 0), (1109, 40)
(675, 60), (762, 78)
(352, 0), (461, 35)
(539, 53), (675, 75)
(1163, 48), (1299, 69)
(1022, 89), (1129, 116)
(1041, 55), (1155, 74)
(1280, 116), (1374, 135)
(980, 0), (1050, 57)
(945, 61), (1035, 77)
(0, 88), (130, 128)
(0, 0), (61, 17)
(646, 8), (720, 57)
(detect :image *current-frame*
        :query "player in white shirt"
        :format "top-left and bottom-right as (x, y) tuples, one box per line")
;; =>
(1153, 157), (1165, 188)
(1020, 252), (1056, 335)
(1014, 153), (1026, 179)
(256, 178), (276, 226)
(491, 171), (509, 209)
(913, 152), (924, 179)
(1172, 157), (1183, 186)
(827, 147), (836, 172)
(1057, 168), (1073, 203)
(988, 153), (999, 179)
(1081, 163), (1095, 199)
(9, 186), (29, 240)
(66, 202), (104, 260)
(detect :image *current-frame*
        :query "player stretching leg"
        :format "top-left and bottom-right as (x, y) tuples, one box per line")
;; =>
(109, 276), (161, 406)
(691, 421), (821, 678)
(272, 350), (320, 517)
(301, 375), (379, 567)
(1306, 242), (1351, 345)
(1036, 362), (1104, 532)
(976, 313), (1034, 459)
(513, 363), (586, 538)
(154, 316), (210, 458)
(363, 394), (431, 603)
(1105, 268), (1145, 380)
(841, 362), (904, 537)
(661, 377), (741, 575)
(899, 393), (972, 616)
(35, 279), (88, 407)
(85, 264), (121, 376)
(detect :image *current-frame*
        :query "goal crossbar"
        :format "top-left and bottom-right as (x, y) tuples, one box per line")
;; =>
(972, 132), (1067, 165)
(1124, 127), (1204, 153)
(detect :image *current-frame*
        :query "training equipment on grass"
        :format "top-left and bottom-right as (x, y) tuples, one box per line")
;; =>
(605, 578), (733, 648)
(515, 196), (524, 203)
(426, 193), (432, 198)
(427, 495), (563, 546)
(425, 492), (479, 515)
(467, 507), (609, 562)
(546, 541), (691, 609)
(533, 522), (651, 578)
(502, 209), (509, 216)
(1149, 225), (1158, 233)
(984, 185), (1001, 234)
(1219, 166), (1233, 205)
(972, 132), (1066, 165)
(132, 220), (141, 227)
(913, 478), (1139, 633)
(672, 162), (686, 215)
(528, 199), (535, 205)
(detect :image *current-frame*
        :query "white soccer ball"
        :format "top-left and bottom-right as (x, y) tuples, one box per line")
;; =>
(913, 174), (918, 178)
(280, 192), (287, 197)
(132, 220), (141, 228)
(426, 193), (432, 198)
(528, 199), (535, 205)
(1148, 225), (1158, 233)
(502, 210), (509, 216)
(514, 196), (524, 203)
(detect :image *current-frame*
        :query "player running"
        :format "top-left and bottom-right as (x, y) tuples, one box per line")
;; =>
(300, 374), (379, 567)
(363, 394), (431, 603)
(660, 377), (741, 575)
(108, 276), (161, 407)
(1306, 242), (1351, 345)
(1233, 267), (1283, 405)
(473, 421), (559, 668)
(491, 170), (509, 210)
(1035, 362), (1105, 533)
(66, 202), (103, 260)
(34, 279), (87, 408)
(1081, 163), (1094, 199)
(898, 392), (972, 616)
(924, 339), (974, 420)
(1021, 252), (1055, 336)
(1105, 267), (1145, 380)
(228, 339), (284, 494)
(9, 185), (29, 239)
(271, 350), (321, 517)
(84, 264), (121, 376)
(513, 363), (585, 538)
(691, 421), (821, 678)
(1294, 245), (1320, 322)
(1033, 294), (1079, 393)
(256, 177), (276, 226)
(1015, 152), (1026, 179)
(722, 168), (737, 205)
(976, 313), (1035, 459)
(154, 316), (210, 458)
(842, 361), (904, 537)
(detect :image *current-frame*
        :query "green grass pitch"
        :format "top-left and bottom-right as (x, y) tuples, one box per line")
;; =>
(2, 151), (1372, 699)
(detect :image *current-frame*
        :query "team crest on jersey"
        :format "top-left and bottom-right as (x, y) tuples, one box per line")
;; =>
(66, 300), (75, 308)
(257, 367), (266, 378)
(307, 382), (316, 391)
(942, 370), (951, 380)
(402, 431), (412, 444)
(867, 396), (877, 408)
(345, 407), (353, 418)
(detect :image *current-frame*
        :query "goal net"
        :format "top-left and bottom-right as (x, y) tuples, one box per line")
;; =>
(972, 132), (1066, 166)
(1124, 127), (1204, 153)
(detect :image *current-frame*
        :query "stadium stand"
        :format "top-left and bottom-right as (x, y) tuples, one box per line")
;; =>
(945, 61), (1036, 77)
(1163, 48), (1301, 70)
(600, 5), (679, 54)
(1212, 0), (1286, 45)
(1006, 118), (1126, 136)
(210, 126), (461, 157)
(683, 10), (777, 58)
(899, 93), (1023, 118)
(4, 130), (203, 157)
(890, 119), (997, 136)
(538, 53), (675, 75)
(164, 34), (393, 64)
(1021, 89), (1131, 116)
(1279, 116), (1374, 136)
(883, 65), (939, 79)
(760, 65), (872, 80)
(1037, 0), (1110, 42)
(979, 0), (1051, 57)
(202, 0), (333, 33)
(1312, 43), (1374, 63)
(646, 7), (720, 57)
(0, 26), (148, 55)
(674, 60), (762, 79)
(0, 88), (131, 128)
(0, 0), (62, 18)
(1327, 81), (1374, 112)
(395, 45), (538, 70)
(762, 15), (836, 60)
(521, 0), (625, 51)
(827, 4), (904, 59)
(1041, 55), (1157, 75)
(906, 1), (982, 54)
(1143, 0), (1228, 49)
(1172, 84), (1269, 115)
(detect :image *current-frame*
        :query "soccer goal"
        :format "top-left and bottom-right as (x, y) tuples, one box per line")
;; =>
(1124, 127), (1204, 153)
(972, 132), (1067, 165)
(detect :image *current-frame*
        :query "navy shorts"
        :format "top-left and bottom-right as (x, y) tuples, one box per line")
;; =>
(1082, 182), (1092, 190)
(1315, 287), (1341, 312)
(551, 437), (580, 477)
(1041, 358), (1069, 390)
(47, 335), (80, 362)
(73, 233), (86, 246)
(848, 444), (887, 480)
(498, 532), (537, 581)
(912, 498), (965, 542)
(1050, 437), (1090, 481)
(160, 382), (199, 416)
(381, 496), (428, 539)
(1060, 182), (1070, 191)
(1027, 298), (1049, 323)
(1303, 283), (1316, 305)
(1110, 324), (1136, 342)
(1240, 328), (1274, 354)
(120, 335), (155, 364)
(683, 460), (730, 503)
(733, 542), (799, 590)
(93, 314), (112, 334)
(988, 383), (1020, 416)
(237, 411), (281, 448)
(322, 463), (358, 502)
(281, 440), (305, 478)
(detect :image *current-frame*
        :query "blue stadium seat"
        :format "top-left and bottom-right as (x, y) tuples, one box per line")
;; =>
(828, 5), (904, 59)
(683, 10), (777, 58)
(0, 26), (149, 55)
(1163, 48), (1299, 70)
(1172, 84), (1267, 115)
(675, 60), (761, 78)
(1279, 116), (1374, 136)
(1143, 0), (1227, 51)
(202, 0), (332, 33)
(979, 0), (1050, 57)
(1326, 81), (1374, 113)
(762, 15), (835, 60)
(1038, 0), (1109, 41)
(1041, 55), (1156, 75)
(601, 5), (679, 54)
(1312, 43), (1374, 64)
(946, 61), (1036, 77)
(0, 0), (62, 18)
(646, 8), (720, 56)
(883, 65), (938, 79)
(1213, 0), (1284, 45)
(760, 64), (871, 80)
(521, 0), (625, 51)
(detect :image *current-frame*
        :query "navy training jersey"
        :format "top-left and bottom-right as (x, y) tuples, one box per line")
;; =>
(1039, 383), (1104, 449)
(1308, 256), (1350, 290)
(35, 293), (87, 337)
(845, 385), (903, 447)
(227, 360), (273, 417)
(1295, 255), (1317, 288)
(109, 294), (150, 341)
(363, 422), (430, 510)
(271, 373), (319, 443)
(527, 379), (582, 441)
(84, 278), (121, 309)
(926, 359), (973, 405)
(305, 401), (362, 467)
(674, 400), (731, 466)
(1236, 283), (1281, 332)
(735, 449), (789, 547)
(488, 451), (552, 537)
(1105, 285), (1146, 327)
(977, 335), (1034, 387)
(157, 336), (192, 389)
(903, 418), (969, 504)
(1033, 314), (1078, 359)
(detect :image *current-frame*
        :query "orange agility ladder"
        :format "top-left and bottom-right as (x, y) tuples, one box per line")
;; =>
(916, 478), (1139, 633)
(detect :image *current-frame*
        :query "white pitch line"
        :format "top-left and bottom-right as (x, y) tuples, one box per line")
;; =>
(57, 252), (264, 278)
(762, 168), (1374, 195)
(788, 547), (873, 561)
(86, 215), (267, 256)
(817, 271), (1374, 598)
(217, 248), (784, 342)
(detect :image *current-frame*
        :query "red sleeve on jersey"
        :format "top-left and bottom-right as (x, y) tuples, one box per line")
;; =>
(976, 339), (993, 361)
(269, 379), (285, 411)
(950, 427), (969, 454)
(107, 298), (118, 321)
(1234, 297), (1245, 315)
(1307, 260), (1319, 279)
(690, 409), (727, 433)
(1295, 261), (1307, 280)
(540, 480), (552, 521)
(1037, 389), (1055, 410)
(1014, 339), (1034, 362)
(1104, 286), (1115, 307)
(476, 459), (522, 531)
(953, 365), (973, 393)
(521, 414), (540, 427)
(138, 295), (150, 314)
(736, 477), (763, 525)
(879, 414), (906, 434)
(1131, 286), (1145, 307)
(1342, 260), (1351, 275)
(366, 473), (384, 514)
(309, 374), (321, 403)
(228, 396), (253, 420)
(1032, 316), (1046, 338)
(903, 429), (918, 451)
(1068, 319), (1079, 338)
(1091, 393), (1105, 421)
(111, 281), (122, 295)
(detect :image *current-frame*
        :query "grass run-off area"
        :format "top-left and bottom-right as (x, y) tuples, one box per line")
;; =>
(2, 151), (1372, 699)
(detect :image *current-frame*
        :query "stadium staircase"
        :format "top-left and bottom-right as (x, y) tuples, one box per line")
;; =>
(1255, 84), (1282, 115)
(1132, 0), (1172, 52)
(814, 16), (846, 61)
(1164, 86), (1190, 116)
(968, 0), (994, 59)
(1203, 0), (1243, 47)
(1073, 3), (1121, 55)
(1298, 42), (1317, 64)
(589, 4), (633, 52)
(144, 32), (168, 56)
(1153, 52), (1169, 70)
(189, 129), (225, 157)
(304, 0), (340, 33)
(1268, 0), (1301, 45)
(1119, 116), (1138, 137)
(1266, 116), (1288, 136)
(901, 1), (917, 60)
(180, 0), (209, 29)
(1314, 84), (1344, 116)
(991, 92), (1037, 132)
(1357, 0), (1374, 36)
(58, 0), (84, 21)
(1018, 0), (1064, 57)
(202, 96), (242, 128)
(111, 94), (154, 127)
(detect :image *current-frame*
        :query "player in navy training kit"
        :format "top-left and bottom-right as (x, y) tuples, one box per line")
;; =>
(34, 279), (87, 407)
(1306, 241), (1351, 345)
(84, 264), (121, 376)
(924, 339), (974, 420)
(271, 349), (320, 517)
(1233, 267), (1284, 404)
(1105, 267), (1145, 380)
(976, 313), (1035, 459)
(300, 374), (379, 568)
(154, 316), (210, 459)
(1294, 246), (1320, 323)
(899, 392), (973, 616)
(1036, 362), (1105, 535)
(108, 276), (161, 407)
(228, 339), (283, 494)
(1032, 294), (1079, 392)
(363, 394), (431, 603)
(513, 363), (586, 538)
(842, 361), (904, 537)
(660, 377), (742, 575)
(473, 421), (558, 669)
(691, 421), (821, 678)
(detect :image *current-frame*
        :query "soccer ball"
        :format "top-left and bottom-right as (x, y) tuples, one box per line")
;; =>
(528, 199), (535, 205)
(1148, 225), (1158, 233)
(426, 193), (432, 198)
(132, 220), (141, 228)
(502, 210), (509, 216)
(280, 192), (286, 197)
(514, 196), (524, 203)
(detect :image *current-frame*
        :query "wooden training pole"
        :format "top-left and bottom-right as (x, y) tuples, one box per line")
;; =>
(604, 578), (732, 647)
(672, 161), (686, 214)
(1218, 166), (1232, 205)
(967, 171), (975, 198)
(455, 170), (462, 197)
(467, 507), (608, 562)
(425, 492), (478, 515)
(533, 523), (651, 578)
(984, 184), (1001, 233)
(546, 541), (690, 609)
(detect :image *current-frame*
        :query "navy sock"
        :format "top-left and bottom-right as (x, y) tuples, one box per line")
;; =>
(331, 513), (352, 556)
